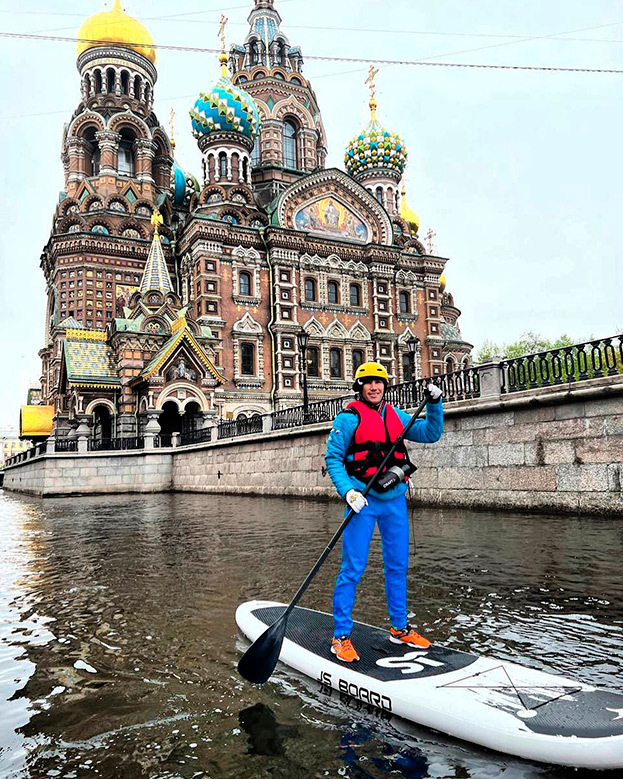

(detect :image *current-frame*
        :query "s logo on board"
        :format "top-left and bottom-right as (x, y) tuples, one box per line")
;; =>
(376, 650), (445, 675)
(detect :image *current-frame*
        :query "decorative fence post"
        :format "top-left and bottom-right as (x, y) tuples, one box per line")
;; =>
(76, 419), (91, 454)
(475, 361), (503, 400)
(144, 410), (161, 451)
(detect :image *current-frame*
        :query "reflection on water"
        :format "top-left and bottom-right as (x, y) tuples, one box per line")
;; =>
(0, 489), (622, 778)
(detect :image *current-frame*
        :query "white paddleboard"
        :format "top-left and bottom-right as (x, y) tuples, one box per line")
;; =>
(236, 600), (623, 770)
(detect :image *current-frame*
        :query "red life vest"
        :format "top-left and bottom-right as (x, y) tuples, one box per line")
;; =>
(345, 400), (409, 483)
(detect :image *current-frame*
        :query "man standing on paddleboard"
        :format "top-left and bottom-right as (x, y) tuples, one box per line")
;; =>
(325, 362), (443, 662)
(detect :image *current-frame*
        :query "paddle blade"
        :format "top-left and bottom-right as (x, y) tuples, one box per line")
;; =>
(237, 612), (288, 684)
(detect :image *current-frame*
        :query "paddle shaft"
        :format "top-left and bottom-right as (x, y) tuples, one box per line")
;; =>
(282, 392), (430, 620)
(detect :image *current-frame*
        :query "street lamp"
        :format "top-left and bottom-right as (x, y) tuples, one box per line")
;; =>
(296, 327), (310, 422)
(406, 336), (420, 382)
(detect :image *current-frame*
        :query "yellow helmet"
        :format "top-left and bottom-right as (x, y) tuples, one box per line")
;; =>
(353, 361), (389, 391)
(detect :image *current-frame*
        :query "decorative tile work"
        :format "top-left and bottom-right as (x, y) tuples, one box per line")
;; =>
(64, 336), (119, 384)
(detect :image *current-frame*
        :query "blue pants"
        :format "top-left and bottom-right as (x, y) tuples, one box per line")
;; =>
(333, 492), (410, 638)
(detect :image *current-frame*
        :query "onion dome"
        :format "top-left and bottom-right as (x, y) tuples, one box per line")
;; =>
(171, 161), (199, 207)
(77, 0), (156, 65)
(439, 274), (447, 293)
(400, 185), (420, 234)
(189, 55), (261, 141)
(345, 119), (407, 178)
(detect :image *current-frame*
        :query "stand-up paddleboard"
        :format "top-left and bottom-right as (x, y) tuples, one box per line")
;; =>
(236, 600), (623, 770)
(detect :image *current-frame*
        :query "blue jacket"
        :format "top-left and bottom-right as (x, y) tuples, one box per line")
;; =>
(325, 400), (444, 502)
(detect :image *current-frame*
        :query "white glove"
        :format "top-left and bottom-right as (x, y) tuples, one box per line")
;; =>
(345, 489), (368, 513)
(425, 382), (442, 403)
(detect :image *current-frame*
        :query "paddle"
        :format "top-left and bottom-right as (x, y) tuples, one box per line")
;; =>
(237, 388), (433, 684)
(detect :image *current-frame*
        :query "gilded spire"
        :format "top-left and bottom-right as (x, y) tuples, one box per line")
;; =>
(365, 65), (379, 121)
(169, 108), (176, 151)
(140, 211), (173, 294)
(218, 13), (229, 76)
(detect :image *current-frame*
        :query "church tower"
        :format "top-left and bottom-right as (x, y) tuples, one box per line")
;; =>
(228, 0), (328, 206)
(39, 1), (175, 412)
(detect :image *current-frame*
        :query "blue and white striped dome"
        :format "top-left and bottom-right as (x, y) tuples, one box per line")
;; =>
(171, 161), (199, 207)
(189, 72), (261, 141)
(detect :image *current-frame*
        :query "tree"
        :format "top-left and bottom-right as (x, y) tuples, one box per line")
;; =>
(475, 332), (576, 363)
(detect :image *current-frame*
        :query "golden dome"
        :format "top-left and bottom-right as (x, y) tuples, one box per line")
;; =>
(77, 0), (156, 65)
(400, 185), (420, 235)
(439, 274), (447, 293)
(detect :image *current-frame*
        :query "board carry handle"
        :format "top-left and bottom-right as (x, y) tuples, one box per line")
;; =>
(237, 386), (434, 684)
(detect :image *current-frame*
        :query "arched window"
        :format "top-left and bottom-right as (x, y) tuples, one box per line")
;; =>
(402, 352), (414, 381)
(307, 346), (320, 377)
(278, 40), (287, 66)
(329, 348), (343, 378)
(304, 278), (317, 302)
(106, 67), (115, 93)
(95, 69), (103, 93)
(242, 157), (249, 182)
(219, 152), (228, 178)
(446, 357), (456, 374)
(250, 40), (260, 65)
(240, 343), (255, 375)
(144, 83), (151, 105)
(375, 186), (384, 204)
(84, 74), (91, 97)
(83, 127), (100, 177)
(395, 190), (400, 211)
(399, 291), (410, 314)
(349, 283), (361, 307)
(118, 131), (135, 175)
(283, 120), (298, 169)
(251, 138), (261, 167)
(120, 70), (130, 95)
(327, 280), (339, 305)
(134, 75), (142, 99)
(352, 349), (364, 372)
(239, 271), (252, 296)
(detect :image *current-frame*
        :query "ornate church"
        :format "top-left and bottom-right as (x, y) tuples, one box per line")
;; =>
(33, 0), (471, 441)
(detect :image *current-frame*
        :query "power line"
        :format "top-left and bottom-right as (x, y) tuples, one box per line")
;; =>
(1, 30), (623, 74)
(3, 7), (623, 46)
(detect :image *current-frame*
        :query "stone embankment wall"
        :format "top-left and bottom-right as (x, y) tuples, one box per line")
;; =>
(3, 451), (172, 496)
(170, 379), (623, 516)
(4, 377), (623, 515)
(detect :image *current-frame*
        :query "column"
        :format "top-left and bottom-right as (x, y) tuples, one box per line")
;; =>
(96, 130), (120, 175)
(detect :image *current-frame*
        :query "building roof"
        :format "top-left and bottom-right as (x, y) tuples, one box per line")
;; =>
(20, 405), (54, 438)
(136, 322), (225, 384)
(63, 330), (120, 387)
(139, 227), (173, 295)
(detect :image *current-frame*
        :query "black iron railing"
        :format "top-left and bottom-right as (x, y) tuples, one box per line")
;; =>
(500, 335), (623, 393)
(154, 433), (173, 448)
(55, 439), (78, 452)
(272, 395), (352, 431)
(217, 415), (263, 440)
(179, 428), (212, 446)
(91, 436), (144, 451)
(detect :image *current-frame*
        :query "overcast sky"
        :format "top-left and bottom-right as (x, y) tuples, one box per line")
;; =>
(0, 0), (622, 430)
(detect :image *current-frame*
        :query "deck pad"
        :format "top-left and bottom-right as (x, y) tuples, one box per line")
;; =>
(237, 600), (623, 769)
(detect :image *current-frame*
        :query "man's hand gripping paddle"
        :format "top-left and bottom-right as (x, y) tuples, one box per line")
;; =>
(237, 391), (431, 684)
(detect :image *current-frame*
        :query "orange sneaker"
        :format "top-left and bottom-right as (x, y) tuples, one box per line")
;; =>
(331, 636), (360, 663)
(389, 624), (431, 649)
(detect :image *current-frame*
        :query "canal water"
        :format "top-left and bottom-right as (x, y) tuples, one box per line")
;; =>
(0, 490), (622, 779)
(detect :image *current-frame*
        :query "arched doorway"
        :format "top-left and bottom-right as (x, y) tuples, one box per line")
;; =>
(92, 404), (113, 443)
(182, 401), (202, 435)
(159, 401), (183, 437)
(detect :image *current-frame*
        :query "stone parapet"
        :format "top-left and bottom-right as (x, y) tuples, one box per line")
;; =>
(4, 376), (623, 515)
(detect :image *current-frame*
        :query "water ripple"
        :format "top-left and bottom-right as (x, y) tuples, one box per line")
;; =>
(0, 491), (622, 778)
